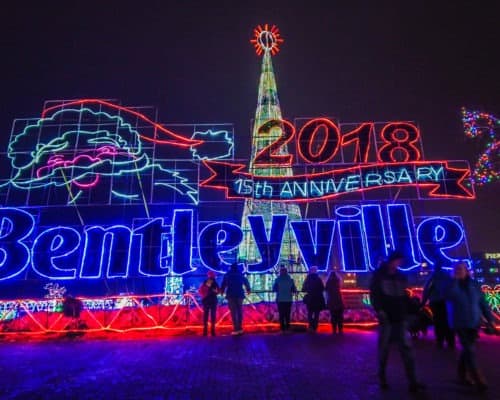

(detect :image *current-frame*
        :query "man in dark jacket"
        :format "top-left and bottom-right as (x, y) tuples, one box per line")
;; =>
(221, 263), (251, 335)
(421, 263), (455, 348)
(446, 262), (496, 391)
(370, 251), (425, 393)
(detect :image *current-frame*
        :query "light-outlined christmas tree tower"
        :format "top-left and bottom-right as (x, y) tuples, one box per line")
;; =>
(239, 25), (306, 301)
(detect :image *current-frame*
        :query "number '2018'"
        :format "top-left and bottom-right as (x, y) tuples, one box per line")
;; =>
(253, 118), (422, 165)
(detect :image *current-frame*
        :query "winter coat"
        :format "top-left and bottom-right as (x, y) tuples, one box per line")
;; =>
(446, 277), (493, 330)
(302, 273), (325, 311)
(325, 275), (344, 311)
(199, 278), (219, 306)
(422, 267), (452, 304)
(273, 274), (297, 303)
(369, 264), (411, 322)
(221, 269), (251, 299)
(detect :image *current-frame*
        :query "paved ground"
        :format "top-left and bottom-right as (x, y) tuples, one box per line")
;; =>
(0, 327), (498, 400)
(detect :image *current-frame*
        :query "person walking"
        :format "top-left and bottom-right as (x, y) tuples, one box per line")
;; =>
(446, 262), (496, 392)
(325, 271), (345, 334)
(221, 263), (251, 335)
(370, 251), (425, 393)
(421, 263), (455, 348)
(272, 266), (297, 333)
(199, 270), (219, 336)
(302, 266), (325, 333)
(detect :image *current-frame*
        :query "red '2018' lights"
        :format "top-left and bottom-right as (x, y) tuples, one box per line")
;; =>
(252, 117), (422, 166)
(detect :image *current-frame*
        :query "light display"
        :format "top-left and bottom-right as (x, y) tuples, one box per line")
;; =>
(462, 108), (500, 185)
(2, 99), (234, 206)
(482, 285), (500, 314)
(44, 283), (67, 299)
(0, 25), (485, 337)
(251, 24), (284, 56)
(203, 159), (473, 201)
(0, 288), (393, 332)
(0, 204), (471, 280)
(240, 28), (305, 301)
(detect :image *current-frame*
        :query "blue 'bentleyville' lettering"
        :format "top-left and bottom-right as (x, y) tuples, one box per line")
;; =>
(0, 208), (35, 280)
(291, 219), (336, 272)
(0, 205), (469, 280)
(247, 215), (287, 273)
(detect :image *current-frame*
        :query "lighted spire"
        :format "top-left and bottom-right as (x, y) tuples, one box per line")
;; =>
(240, 26), (305, 301)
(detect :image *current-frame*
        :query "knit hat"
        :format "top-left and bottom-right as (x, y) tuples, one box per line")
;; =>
(387, 250), (405, 263)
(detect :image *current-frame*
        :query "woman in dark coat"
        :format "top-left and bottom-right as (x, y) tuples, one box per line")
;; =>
(325, 271), (345, 334)
(302, 266), (325, 332)
(199, 270), (220, 336)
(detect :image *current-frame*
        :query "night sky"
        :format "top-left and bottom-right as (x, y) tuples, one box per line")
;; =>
(1, 1), (499, 251)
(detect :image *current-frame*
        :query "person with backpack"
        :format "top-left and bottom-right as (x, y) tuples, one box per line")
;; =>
(272, 266), (297, 333)
(199, 270), (220, 336)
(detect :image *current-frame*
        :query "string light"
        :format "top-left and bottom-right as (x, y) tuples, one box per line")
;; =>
(462, 108), (500, 185)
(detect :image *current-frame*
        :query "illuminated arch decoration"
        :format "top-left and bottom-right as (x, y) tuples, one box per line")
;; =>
(462, 108), (500, 185)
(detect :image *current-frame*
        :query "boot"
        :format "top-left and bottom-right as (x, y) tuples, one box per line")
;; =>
(378, 371), (389, 390)
(457, 360), (473, 386)
(470, 369), (488, 392)
(408, 381), (426, 393)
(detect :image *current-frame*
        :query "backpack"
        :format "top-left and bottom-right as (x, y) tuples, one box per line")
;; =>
(199, 282), (210, 298)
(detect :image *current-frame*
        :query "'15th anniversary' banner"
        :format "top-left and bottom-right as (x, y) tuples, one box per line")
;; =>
(201, 160), (474, 201)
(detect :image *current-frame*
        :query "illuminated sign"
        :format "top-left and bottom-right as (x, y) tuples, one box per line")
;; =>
(0, 204), (469, 281)
(1, 101), (473, 206)
(204, 161), (471, 201)
(1, 99), (234, 206)
(485, 253), (500, 260)
(0, 18), (477, 308)
(462, 108), (500, 185)
(202, 118), (474, 201)
(0, 98), (473, 299)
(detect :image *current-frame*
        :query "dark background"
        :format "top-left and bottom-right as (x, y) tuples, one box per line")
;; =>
(1, 1), (498, 251)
